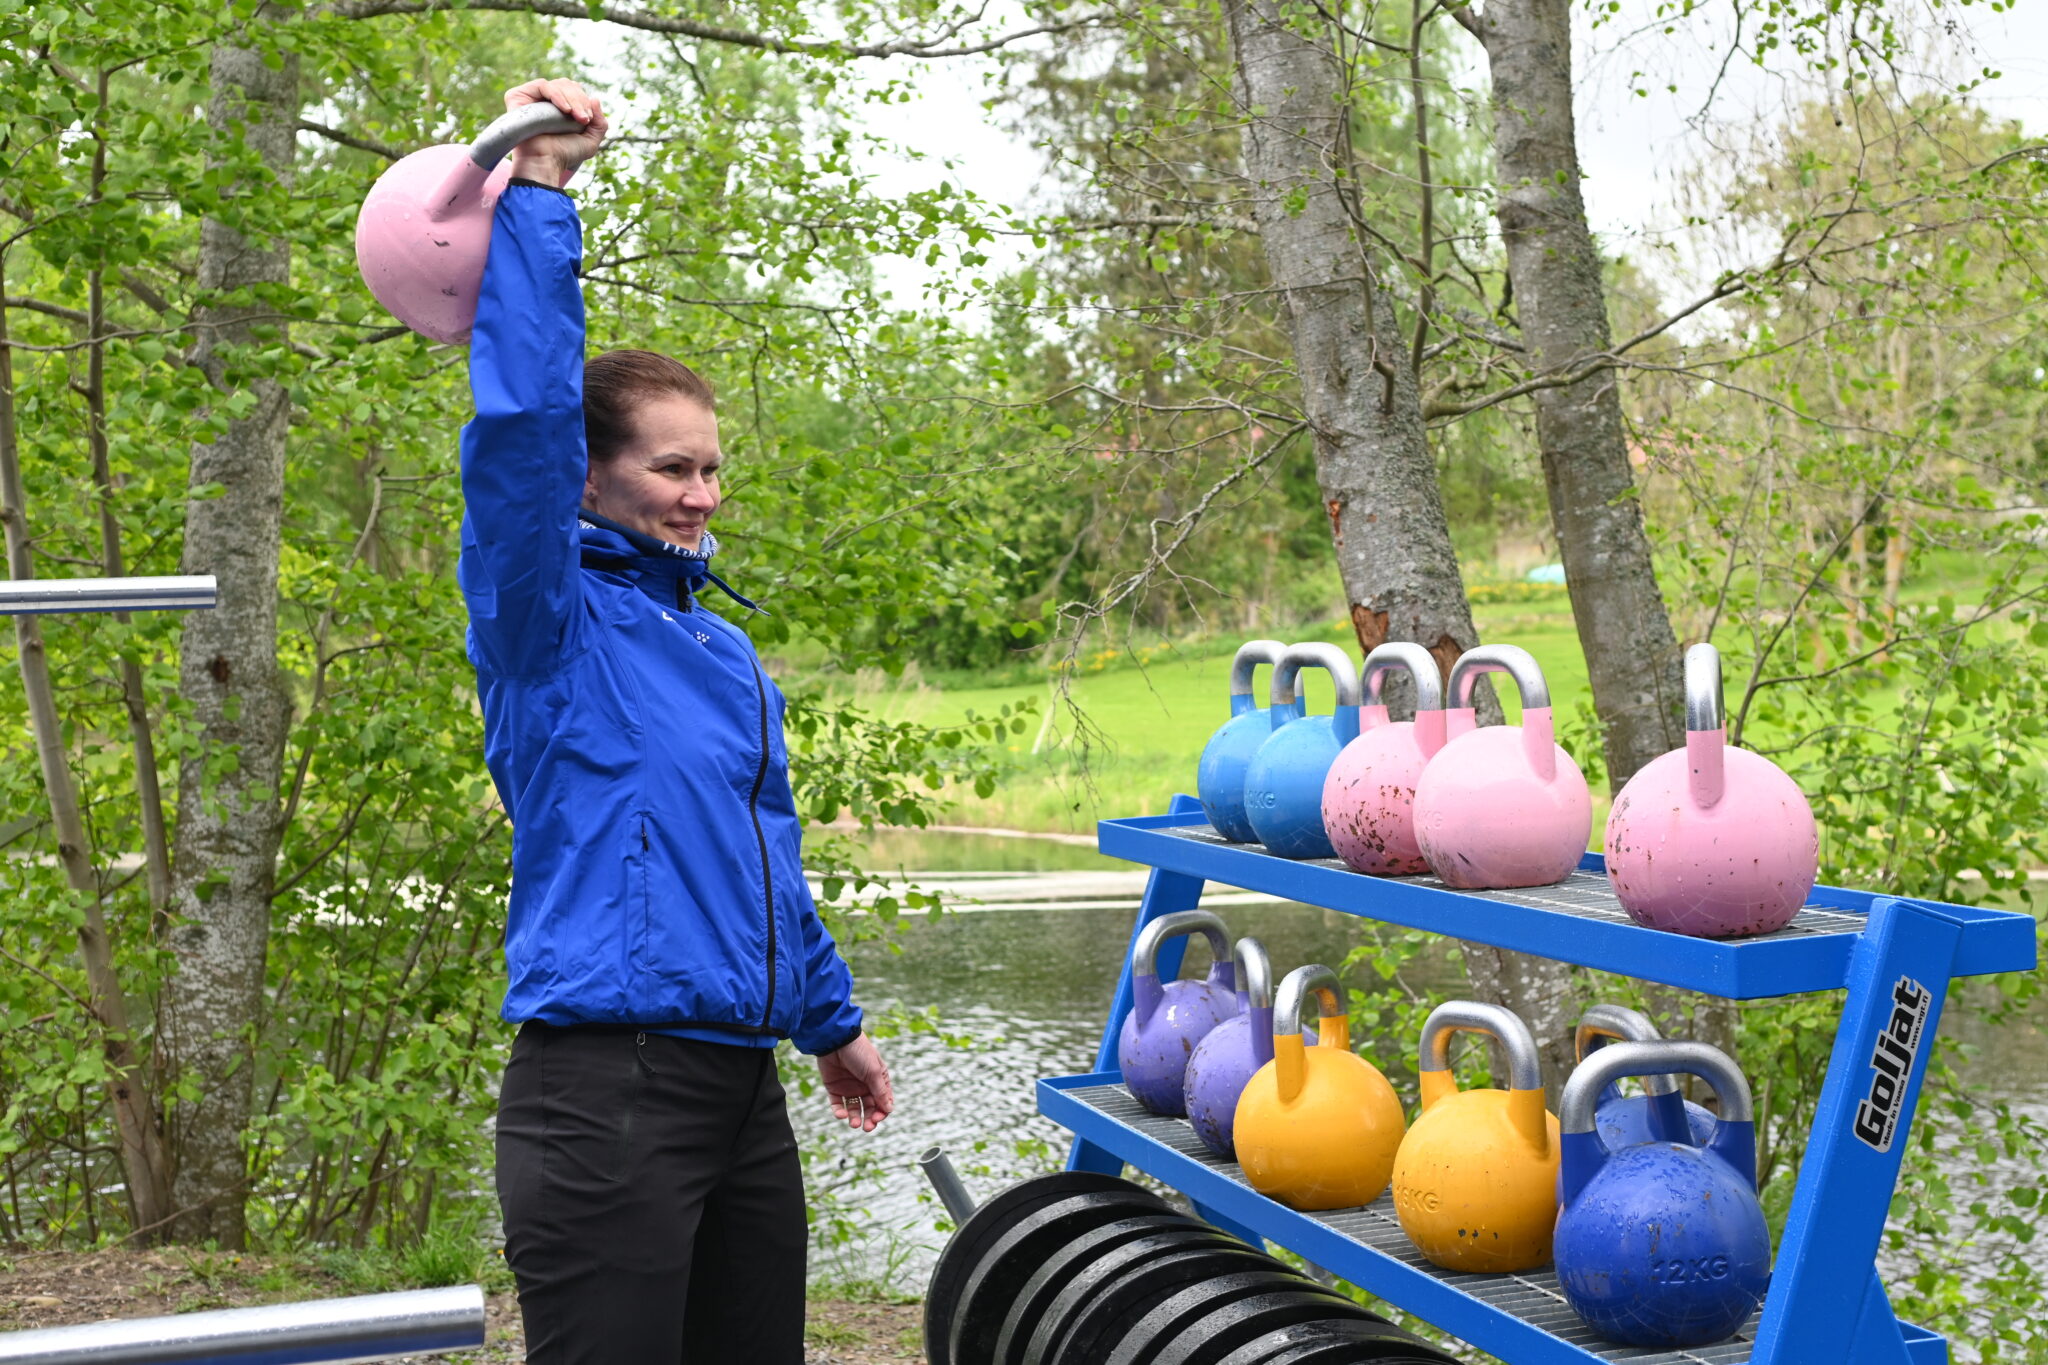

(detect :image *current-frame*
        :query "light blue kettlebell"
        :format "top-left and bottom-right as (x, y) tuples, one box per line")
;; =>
(1576, 1004), (1717, 1150)
(1243, 643), (1361, 859)
(1116, 910), (1239, 1117)
(1555, 1040), (1771, 1349)
(1197, 640), (1294, 842)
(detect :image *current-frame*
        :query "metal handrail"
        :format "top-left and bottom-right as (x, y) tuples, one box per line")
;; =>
(0, 577), (217, 616)
(0, 1286), (485, 1364)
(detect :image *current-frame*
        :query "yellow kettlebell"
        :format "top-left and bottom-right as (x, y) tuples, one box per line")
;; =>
(1233, 964), (1406, 1211)
(1391, 1001), (1559, 1272)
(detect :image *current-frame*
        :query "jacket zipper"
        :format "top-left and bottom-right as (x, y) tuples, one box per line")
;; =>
(745, 655), (778, 1029)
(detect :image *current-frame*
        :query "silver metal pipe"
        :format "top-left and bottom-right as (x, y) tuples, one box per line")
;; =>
(0, 1286), (483, 1364)
(920, 1145), (978, 1225)
(0, 576), (216, 616)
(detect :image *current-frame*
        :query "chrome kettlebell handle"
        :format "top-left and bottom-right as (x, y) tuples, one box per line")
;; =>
(1573, 1005), (1677, 1097)
(1561, 1040), (1754, 1137)
(1685, 643), (1724, 733)
(1419, 1001), (1544, 1092)
(1447, 644), (1551, 712)
(1361, 642), (1444, 712)
(1233, 937), (1273, 1011)
(1273, 963), (1344, 1029)
(1228, 640), (1289, 700)
(471, 102), (586, 170)
(1269, 642), (1363, 710)
(1132, 910), (1231, 981)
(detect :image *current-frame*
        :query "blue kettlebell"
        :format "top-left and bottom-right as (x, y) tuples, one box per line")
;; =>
(1243, 643), (1361, 859)
(1182, 936), (1317, 1159)
(1117, 910), (1239, 1117)
(1576, 1004), (1717, 1150)
(1555, 1040), (1771, 1349)
(1197, 640), (1295, 842)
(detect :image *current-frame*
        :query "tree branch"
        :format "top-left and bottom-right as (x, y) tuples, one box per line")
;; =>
(326, 0), (1110, 60)
(297, 118), (402, 161)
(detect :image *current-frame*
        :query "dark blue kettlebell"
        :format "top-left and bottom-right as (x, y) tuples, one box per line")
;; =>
(1243, 643), (1361, 859)
(1197, 640), (1295, 842)
(1117, 910), (1239, 1117)
(1576, 1004), (1716, 1150)
(1555, 1040), (1771, 1349)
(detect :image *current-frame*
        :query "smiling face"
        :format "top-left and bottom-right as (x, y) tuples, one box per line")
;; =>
(582, 394), (722, 551)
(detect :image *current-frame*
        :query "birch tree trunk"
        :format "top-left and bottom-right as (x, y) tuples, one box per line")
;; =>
(1467, 0), (1684, 789)
(1224, 0), (1578, 1099)
(161, 30), (301, 1248)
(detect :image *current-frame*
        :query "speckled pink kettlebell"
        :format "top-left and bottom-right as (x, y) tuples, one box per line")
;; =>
(1605, 644), (1818, 938)
(1321, 643), (1448, 876)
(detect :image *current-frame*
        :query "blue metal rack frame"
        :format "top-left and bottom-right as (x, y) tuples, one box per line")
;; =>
(1038, 796), (2039, 1365)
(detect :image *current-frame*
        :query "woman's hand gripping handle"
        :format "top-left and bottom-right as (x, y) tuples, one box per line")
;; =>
(504, 78), (609, 188)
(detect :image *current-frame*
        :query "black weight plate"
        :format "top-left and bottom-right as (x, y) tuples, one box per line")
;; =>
(1022, 1230), (1248, 1365)
(1103, 1273), (1358, 1365)
(950, 1190), (1177, 1365)
(925, 1171), (1160, 1365)
(1246, 1320), (1464, 1365)
(1045, 1245), (1285, 1365)
(1148, 1291), (1396, 1365)
(990, 1213), (1200, 1365)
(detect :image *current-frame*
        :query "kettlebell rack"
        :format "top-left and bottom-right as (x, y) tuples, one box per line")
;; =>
(1038, 796), (2038, 1365)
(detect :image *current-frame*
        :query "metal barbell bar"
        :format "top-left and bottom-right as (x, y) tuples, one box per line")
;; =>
(0, 1285), (485, 1364)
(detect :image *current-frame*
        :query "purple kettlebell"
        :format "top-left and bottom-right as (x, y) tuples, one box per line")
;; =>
(1117, 910), (1239, 1117)
(1184, 936), (1318, 1159)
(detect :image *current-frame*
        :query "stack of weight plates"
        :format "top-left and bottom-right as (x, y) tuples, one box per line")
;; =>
(925, 1173), (1462, 1365)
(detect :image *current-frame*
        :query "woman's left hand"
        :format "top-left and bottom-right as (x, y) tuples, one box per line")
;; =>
(819, 1034), (894, 1133)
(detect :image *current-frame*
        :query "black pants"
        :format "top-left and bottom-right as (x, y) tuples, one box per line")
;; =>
(496, 1022), (806, 1363)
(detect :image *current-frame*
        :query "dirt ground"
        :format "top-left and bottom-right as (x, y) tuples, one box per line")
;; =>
(0, 1248), (924, 1364)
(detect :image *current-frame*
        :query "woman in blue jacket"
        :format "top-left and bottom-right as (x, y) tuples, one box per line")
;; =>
(465, 77), (894, 1364)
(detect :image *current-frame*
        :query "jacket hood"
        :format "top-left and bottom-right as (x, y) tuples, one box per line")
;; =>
(577, 512), (757, 612)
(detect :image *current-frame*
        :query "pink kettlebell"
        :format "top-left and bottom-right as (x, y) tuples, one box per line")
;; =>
(355, 102), (583, 344)
(1413, 645), (1591, 889)
(1321, 643), (1448, 876)
(1605, 644), (1818, 937)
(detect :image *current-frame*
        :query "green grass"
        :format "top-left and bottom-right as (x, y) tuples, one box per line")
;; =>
(854, 592), (1595, 834)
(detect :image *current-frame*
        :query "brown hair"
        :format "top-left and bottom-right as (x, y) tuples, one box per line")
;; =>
(583, 350), (716, 464)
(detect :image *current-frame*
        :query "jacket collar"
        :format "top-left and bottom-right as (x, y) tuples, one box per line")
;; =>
(576, 512), (762, 614)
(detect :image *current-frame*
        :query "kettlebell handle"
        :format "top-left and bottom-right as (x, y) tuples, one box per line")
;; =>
(1573, 1004), (1677, 1096)
(1132, 909), (1232, 981)
(472, 102), (587, 170)
(1232, 936), (1273, 1010)
(428, 102), (586, 225)
(1418, 1001), (1544, 1092)
(1229, 640), (1289, 700)
(1562, 1040), (1754, 1134)
(1360, 643), (1445, 711)
(1446, 643), (1550, 712)
(1268, 642), (1363, 711)
(1273, 963), (1344, 1032)
(1685, 643), (1724, 732)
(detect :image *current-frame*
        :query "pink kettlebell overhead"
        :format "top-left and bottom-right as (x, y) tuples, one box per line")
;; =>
(355, 103), (583, 344)
(1412, 644), (1591, 890)
(1321, 643), (1447, 876)
(1605, 644), (1818, 938)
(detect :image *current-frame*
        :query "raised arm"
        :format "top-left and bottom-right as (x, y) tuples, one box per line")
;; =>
(457, 80), (608, 678)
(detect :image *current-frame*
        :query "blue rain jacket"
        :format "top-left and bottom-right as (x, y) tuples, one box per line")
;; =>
(459, 184), (862, 1056)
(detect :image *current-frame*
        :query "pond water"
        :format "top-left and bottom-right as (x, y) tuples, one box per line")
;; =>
(793, 830), (2048, 1303)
